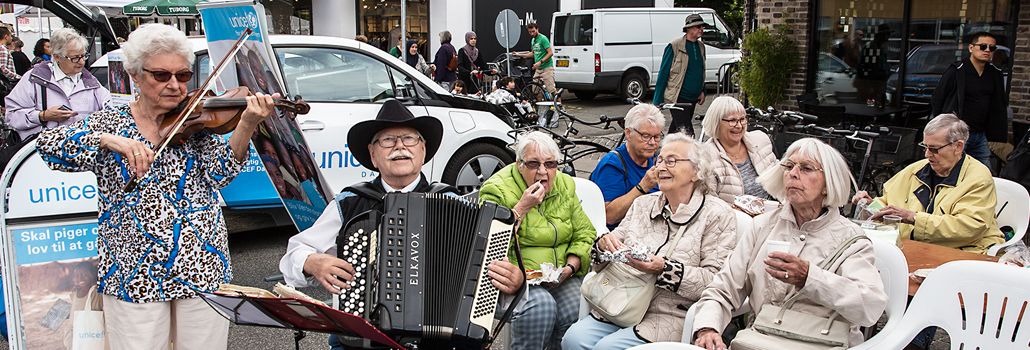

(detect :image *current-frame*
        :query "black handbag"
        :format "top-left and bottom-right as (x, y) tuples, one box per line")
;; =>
(1000, 131), (1030, 192)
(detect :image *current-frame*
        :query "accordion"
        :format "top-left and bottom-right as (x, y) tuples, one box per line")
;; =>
(335, 192), (518, 349)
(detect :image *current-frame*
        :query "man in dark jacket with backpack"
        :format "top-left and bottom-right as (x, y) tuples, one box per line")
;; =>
(931, 31), (1008, 168)
(278, 99), (524, 349)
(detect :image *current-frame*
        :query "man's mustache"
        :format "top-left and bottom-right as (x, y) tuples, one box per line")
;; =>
(388, 150), (414, 160)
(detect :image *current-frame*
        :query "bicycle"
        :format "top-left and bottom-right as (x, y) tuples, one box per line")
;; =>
(507, 105), (625, 177)
(491, 53), (557, 106)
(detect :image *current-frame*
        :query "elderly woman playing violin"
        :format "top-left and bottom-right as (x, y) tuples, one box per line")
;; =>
(36, 24), (276, 350)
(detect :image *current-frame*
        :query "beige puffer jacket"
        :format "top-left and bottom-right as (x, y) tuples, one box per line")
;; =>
(590, 189), (737, 342)
(703, 131), (777, 204)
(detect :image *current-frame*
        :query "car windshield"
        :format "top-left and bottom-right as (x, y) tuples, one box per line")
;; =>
(906, 47), (962, 74)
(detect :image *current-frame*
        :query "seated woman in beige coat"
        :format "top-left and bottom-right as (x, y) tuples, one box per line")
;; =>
(700, 96), (777, 204)
(692, 138), (887, 349)
(562, 133), (738, 350)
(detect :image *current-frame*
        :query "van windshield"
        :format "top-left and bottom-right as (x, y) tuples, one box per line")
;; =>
(554, 15), (593, 46)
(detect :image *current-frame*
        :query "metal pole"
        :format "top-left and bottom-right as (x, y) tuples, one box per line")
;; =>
(400, 0), (406, 63)
(504, 11), (511, 77)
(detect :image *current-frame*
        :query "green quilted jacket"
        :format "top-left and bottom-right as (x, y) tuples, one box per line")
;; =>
(479, 164), (596, 276)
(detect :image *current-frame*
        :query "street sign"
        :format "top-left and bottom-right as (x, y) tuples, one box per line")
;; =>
(494, 9), (521, 50)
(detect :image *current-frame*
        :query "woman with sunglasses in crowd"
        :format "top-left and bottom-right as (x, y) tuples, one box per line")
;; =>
(479, 131), (597, 350)
(5, 28), (110, 141)
(36, 24), (277, 350)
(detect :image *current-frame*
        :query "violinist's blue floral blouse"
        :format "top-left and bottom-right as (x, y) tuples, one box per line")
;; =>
(37, 103), (244, 303)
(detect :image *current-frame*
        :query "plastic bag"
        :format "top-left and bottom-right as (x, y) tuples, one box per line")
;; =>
(998, 241), (1030, 268)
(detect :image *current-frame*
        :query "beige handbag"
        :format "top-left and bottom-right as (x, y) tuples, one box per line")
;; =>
(730, 235), (869, 350)
(582, 200), (701, 328)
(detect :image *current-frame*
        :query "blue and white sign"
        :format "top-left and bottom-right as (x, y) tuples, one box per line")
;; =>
(199, 1), (331, 230)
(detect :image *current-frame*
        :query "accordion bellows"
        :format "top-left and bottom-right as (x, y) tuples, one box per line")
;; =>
(336, 193), (516, 348)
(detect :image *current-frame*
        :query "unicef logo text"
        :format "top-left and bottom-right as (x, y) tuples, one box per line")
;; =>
(228, 12), (259, 30)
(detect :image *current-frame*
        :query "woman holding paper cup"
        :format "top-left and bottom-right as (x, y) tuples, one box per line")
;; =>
(691, 138), (886, 349)
(35, 24), (277, 350)
(479, 131), (597, 350)
(562, 132), (737, 349)
(700, 96), (777, 205)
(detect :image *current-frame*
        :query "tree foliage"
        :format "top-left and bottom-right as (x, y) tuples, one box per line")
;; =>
(737, 25), (798, 108)
(675, 0), (745, 33)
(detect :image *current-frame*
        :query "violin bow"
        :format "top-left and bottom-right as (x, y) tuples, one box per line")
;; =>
(124, 28), (255, 192)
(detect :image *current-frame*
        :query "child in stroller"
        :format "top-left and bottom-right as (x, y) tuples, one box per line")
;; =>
(486, 77), (537, 124)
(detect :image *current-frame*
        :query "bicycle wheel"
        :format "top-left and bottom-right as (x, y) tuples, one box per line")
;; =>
(521, 82), (548, 105)
(560, 140), (612, 177)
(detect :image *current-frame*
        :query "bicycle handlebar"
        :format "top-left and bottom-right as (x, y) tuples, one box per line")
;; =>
(624, 98), (691, 111)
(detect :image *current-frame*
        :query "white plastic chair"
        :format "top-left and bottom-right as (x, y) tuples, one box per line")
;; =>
(852, 260), (1030, 349)
(573, 177), (610, 236)
(988, 177), (1029, 256)
(628, 342), (705, 350)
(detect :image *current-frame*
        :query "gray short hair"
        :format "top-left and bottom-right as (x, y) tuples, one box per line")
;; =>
(439, 31), (452, 44)
(757, 138), (855, 208)
(701, 96), (746, 139)
(121, 24), (194, 76)
(924, 114), (969, 143)
(50, 28), (88, 59)
(514, 131), (561, 162)
(625, 104), (666, 130)
(661, 132), (712, 194)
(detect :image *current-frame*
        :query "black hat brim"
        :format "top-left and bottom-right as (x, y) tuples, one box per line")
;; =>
(347, 115), (443, 172)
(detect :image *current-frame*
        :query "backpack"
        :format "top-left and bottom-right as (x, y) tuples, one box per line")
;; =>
(447, 50), (459, 72)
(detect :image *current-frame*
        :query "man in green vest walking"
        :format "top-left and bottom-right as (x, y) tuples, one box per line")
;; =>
(652, 14), (707, 135)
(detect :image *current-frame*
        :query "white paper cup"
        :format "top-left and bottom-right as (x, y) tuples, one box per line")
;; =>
(765, 240), (791, 255)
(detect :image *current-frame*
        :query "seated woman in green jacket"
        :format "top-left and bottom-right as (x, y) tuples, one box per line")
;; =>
(479, 131), (597, 350)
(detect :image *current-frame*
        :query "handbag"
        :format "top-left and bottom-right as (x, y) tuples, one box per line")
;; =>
(447, 50), (459, 72)
(581, 196), (704, 328)
(71, 286), (107, 350)
(730, 235), (869, 350)
(1000, 131), (1030, 192)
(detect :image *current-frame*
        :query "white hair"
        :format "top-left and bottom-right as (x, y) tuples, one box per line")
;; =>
(121, 24), (194, 76)
(757, 138), (855, 208)
(514, 131), (561, 162)
(50, 28), (87, 59)
(661, 132), (712, 194)
(701, 96), (746, 139)
(625, 104), (666, 130)
(924, 113), (969, 143)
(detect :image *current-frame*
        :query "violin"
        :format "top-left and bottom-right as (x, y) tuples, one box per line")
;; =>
(157, 86), (311, 145)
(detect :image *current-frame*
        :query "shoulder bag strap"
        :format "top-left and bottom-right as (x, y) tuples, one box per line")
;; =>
(777, 235), (870, 320)
(659, 195), (706, 258)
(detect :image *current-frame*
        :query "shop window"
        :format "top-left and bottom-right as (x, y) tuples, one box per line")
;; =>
(274, 47), (392, 102)
(812, 0), (1013, 114)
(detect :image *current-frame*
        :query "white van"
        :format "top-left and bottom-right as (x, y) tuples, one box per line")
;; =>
(551, 8), (741, 100)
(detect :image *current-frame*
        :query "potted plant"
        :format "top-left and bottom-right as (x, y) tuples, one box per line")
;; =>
(737, 25), (798, 108)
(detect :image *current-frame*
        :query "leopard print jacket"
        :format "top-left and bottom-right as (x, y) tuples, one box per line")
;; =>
(37, 103), (244, 303)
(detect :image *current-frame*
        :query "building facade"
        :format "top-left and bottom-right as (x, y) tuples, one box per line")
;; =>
(747, 0), (1028, 136)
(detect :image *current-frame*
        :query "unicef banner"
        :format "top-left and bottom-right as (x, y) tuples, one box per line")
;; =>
(1, 144), (102, 350)
(199, 1), (331, 230)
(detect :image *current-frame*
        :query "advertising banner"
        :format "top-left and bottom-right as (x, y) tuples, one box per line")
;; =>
(105, 51), (134, 105)
(199, 1), (331, 230)
(1, 143), (102, 350)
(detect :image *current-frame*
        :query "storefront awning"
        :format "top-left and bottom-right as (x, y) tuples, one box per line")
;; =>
(122, 0), (198, 16)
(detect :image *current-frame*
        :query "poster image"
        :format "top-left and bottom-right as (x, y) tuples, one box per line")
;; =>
(105, 51), (134, 105)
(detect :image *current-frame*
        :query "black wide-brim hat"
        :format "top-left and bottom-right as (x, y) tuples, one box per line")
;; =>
(347, 99), (443, 172)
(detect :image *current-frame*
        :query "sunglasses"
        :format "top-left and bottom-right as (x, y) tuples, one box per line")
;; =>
(974, 43), (998, 52)
(918, 141), (955, 155)
(521, 160), (558, 169)
(142, 68), (194, 83)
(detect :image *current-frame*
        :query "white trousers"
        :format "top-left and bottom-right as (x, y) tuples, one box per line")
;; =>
(102, 295), (229, 350)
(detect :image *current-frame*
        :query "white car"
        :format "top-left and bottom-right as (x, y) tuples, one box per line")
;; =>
(89, 35), (515, 209)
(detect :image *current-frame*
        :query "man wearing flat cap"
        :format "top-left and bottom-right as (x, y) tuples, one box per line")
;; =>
(653, 13), (708, 135)
(278, 99), (524, 349)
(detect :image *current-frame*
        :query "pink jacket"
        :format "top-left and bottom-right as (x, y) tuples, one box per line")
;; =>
(5, 62), (110, 140)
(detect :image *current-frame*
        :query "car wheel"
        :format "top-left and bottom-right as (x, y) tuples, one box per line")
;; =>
(442, 143), (514, 195)
(621, 72), (646, 100)
(572, 90), (597, 101)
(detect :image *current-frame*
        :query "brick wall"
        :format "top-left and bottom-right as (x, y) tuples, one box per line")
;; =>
(745, 0), (811, 111)
(1010, 2), (1030, 125)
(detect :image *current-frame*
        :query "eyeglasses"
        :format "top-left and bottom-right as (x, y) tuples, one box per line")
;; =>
(142, 68), (194, 83)
(721, 116), (748, 126)
(521, 160), (559, 169)
(780, 159), (823, 174)
(631, 128), (664, 143)
(375, 135), (422, 148)
(918, 141), (955, 155)
(655, 156), (692, 168)
(61, 53), (90, 63)
(974, 43), (998, 52)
